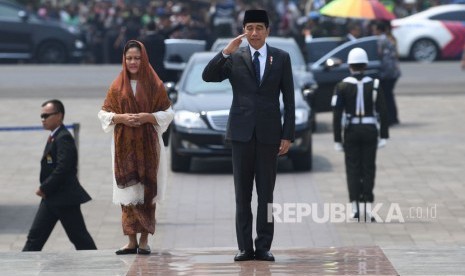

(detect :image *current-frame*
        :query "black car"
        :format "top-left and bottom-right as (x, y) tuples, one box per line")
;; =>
(305, 36), (343, 63)
(211, 36), (381, 129)
(211, 36), (318, 131)
(211, 36), (318, 93)
(309, 36), (381, 113)
(163, 38), (206, 82)
(0, 0), (85, 63)
(168, 52), (313, 172)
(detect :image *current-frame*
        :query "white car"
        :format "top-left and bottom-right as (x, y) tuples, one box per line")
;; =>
(392, 4), (465, 62)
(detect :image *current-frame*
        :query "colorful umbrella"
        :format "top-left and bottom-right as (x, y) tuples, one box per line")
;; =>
(320, 0), (396, 20)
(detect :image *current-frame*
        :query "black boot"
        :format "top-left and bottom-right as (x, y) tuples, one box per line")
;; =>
(351, 201), (360, 222)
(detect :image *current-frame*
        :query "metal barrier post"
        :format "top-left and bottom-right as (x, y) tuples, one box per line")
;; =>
(72, 123), (80, 151)
(72, 123), (80, 178)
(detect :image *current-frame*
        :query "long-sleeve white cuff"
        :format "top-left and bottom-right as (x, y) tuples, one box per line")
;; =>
(154, 106), (174, 133)
(97, 110), (115, 133)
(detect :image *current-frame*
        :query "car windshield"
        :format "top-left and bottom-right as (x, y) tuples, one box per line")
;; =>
(269, 41), (305, 68)
(212, 39), (305, 68)
(429, 11), (465, 21)
(183, 62), (230, 94)
(182, 57), (300, 94)
(312, 37), (379, 67)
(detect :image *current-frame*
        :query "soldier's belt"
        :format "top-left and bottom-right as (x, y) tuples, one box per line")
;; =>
(350, 117), (377, 124)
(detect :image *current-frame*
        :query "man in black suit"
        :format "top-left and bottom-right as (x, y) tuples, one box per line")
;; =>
(202, 10), (295, 262)
(344, 21), (362, 43)
(140, 20), (167, 81)
(23, 99), (97, 251)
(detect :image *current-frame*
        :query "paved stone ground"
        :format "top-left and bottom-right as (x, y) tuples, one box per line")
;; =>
(0, 62), (465, 275)
(0, 247), (401, 276)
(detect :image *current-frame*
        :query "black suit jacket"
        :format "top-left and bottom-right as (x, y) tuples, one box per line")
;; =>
(202, 45), (295, 144)
(140, 32), (167, 80)
(40, 125), (91, 206)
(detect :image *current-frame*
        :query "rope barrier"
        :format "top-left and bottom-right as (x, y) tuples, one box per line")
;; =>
(0, 123), (81, 176)
(0, 124), (77, 132)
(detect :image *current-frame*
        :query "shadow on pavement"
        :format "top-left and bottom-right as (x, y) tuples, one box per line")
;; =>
(187, 157), (299, 174)
(0, 204), (36, 234)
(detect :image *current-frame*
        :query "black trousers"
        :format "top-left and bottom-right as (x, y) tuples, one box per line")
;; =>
(23, 201), (97, 251)
(380, 77), (399, 125)
(231, 133), (279, 253)
(343, 124), (378, 203)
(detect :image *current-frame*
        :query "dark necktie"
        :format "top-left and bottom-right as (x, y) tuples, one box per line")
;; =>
(47, 135), (53, 144)
(253, 51), (260, 85)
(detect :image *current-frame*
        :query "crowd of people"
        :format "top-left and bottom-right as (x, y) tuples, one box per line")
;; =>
(18, 0), (454, 64)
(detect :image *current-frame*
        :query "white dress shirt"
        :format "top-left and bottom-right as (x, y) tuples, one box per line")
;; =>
(98, 102), (174, 205)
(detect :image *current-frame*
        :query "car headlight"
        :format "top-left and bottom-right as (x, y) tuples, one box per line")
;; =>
(74, 39), (85, 49)
(174, 110), (208, 129)
(67, 25), (79, 34)
(295, 108), (309, 125)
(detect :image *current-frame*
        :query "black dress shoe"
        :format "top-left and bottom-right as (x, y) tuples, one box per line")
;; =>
(354, 212), (361, 222)
(115, 247), (138, 255)
(137, 246), (151, 255)
(234, 250), (254, 261)
(255, 251), (275, 261)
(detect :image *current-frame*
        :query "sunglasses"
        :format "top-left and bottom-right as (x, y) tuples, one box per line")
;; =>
(40, 112), (59, 119)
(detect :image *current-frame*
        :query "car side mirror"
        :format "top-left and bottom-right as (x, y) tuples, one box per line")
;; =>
(164, 82), (178, 104)
(302, 83), (318, 105)
(18, 10), (29, 21)
(324, 57), (342, 70)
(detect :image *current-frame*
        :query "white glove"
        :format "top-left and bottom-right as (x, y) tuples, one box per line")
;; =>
(334, 142), (343, 152)
(378, 139), (387, 149)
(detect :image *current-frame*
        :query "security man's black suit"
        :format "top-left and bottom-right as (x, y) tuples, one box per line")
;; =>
(23, 125), (96, 251)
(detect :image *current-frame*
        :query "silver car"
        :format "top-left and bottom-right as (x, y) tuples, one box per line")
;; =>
(167, 52), (313, 172)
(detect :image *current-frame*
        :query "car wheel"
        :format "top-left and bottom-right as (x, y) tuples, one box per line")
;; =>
(162, 125), (171, 147)
(292, 149), (313, 171)
(304, 89), (317, 132)
(170, 143), (191, 172)
(37, 41), (67, 63)
(310, 110), (317, 133)
(410, 38), (438, 62)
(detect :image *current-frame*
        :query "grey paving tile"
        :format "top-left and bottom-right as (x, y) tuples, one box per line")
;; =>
(1, 64), (465, 275)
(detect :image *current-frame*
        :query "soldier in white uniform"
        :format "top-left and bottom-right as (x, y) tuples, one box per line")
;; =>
(332, 48), (389, 222)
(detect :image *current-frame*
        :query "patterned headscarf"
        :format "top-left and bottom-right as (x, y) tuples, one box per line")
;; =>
(102, 40), (171, 197)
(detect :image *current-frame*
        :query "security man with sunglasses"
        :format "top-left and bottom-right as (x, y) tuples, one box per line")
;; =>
(23, 99), (97, 251)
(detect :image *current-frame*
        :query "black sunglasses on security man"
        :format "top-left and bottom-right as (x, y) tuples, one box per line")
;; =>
(40, 112), (59, 120)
